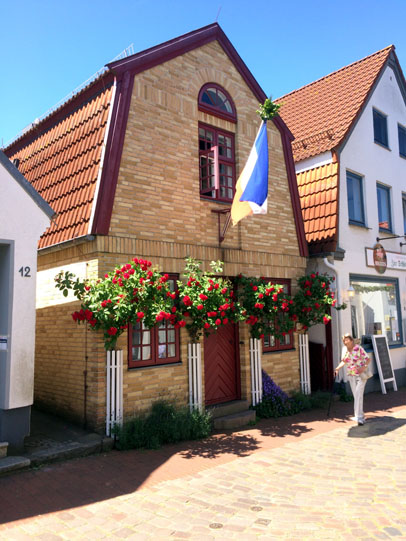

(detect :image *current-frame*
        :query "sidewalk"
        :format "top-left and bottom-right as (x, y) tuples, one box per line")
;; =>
(0, 387), (404, 532)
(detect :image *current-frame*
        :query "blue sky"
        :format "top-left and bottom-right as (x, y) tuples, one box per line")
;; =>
(1, 0), (406, 146)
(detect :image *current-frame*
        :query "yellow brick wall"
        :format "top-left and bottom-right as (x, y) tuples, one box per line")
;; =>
(33, 40), (306, 431)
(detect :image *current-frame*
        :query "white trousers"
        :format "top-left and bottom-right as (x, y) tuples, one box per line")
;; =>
(348, 376), (367, 422)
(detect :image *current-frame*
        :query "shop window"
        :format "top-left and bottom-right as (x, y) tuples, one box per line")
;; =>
(263, 279), (294, 352)
(346, 171), (365, 226)
(349, 276), (402, 347)
(377, 183), (392, 232)
(373, 108), (389, 148)
(199, 124), (235, 202)
(398, 124), (406, 158)
(128, 276), (180, 368)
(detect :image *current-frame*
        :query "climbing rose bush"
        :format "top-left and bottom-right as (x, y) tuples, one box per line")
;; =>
(293, 272), (343, 330)
(176, 257), (244, 342)
(237, 275), (295, 340)
(55, 258), (175, 349)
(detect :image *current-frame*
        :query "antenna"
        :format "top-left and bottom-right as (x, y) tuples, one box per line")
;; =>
(215, 6), (222, 22)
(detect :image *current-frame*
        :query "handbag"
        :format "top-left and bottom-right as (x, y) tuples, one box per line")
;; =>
(360, 364), (373, 381)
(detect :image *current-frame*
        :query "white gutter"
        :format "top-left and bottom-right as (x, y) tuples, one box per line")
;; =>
(323, 257), (347, 382)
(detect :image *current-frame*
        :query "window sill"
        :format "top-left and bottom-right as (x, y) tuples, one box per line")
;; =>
(399, 153), (406, 160)
(378, 228), (394, 235)
(374, 141), (391, 151)
(128, 360), (182, 370)
(200, 197), (233, 205)
(348, 221), (370, 229)
(263, 347), (296, 355)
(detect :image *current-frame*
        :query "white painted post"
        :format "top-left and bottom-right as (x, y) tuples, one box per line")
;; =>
(188, 342), (202, 411)
(250, 338), (262, 406)
(106, 350), (123, 436)
(299, 334), (311, 395)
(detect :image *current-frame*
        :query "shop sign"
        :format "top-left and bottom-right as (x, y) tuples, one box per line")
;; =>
(373, 243), (387, 274)
(366, 247), (406, 272)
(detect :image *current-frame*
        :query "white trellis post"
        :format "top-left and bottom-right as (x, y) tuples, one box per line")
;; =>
(250, 337), (263, 406)
(106, 350), (123, 436)
(188, 342), (202, 411)
(299, 333), (311, 395)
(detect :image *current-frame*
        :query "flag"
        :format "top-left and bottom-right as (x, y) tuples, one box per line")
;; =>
(231, 121), (268, 226)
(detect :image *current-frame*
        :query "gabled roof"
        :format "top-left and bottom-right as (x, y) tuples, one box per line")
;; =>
(6, 83), (114, 249)
(0, 149), (55, 220)
(5, 24), (307, 256)
(296, 162), (338, 254)
(276, 46), (396, 162)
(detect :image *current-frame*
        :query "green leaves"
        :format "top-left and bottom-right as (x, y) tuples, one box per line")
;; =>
(256, 98), (281, 121)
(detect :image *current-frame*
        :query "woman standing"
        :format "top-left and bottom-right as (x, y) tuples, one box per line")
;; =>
(334, 333), (371, 425)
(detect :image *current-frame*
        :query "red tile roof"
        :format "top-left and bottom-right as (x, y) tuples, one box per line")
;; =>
(296, 162), (338, 253)
(276, 46), (394, 162)
(7, 85), (113, 249)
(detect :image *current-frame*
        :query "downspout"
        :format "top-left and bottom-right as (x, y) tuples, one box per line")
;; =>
(323, 257), (346, 382)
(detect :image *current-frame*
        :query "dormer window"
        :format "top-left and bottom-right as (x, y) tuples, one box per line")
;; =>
(198, 84), (236, 123)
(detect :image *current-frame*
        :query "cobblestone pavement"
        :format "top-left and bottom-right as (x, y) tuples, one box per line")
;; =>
(0, 396), (405, 540)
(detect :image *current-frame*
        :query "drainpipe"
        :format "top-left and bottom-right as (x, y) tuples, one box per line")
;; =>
(323, 257), (346, 382)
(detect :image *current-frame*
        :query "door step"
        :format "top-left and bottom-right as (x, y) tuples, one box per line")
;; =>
(0, 442), (8, 459)
(0, 456), (30, 476)
(207, 400), (256, 430)
(213, 409), (256, 430)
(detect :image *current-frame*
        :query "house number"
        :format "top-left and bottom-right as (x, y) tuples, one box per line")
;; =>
(19, 266), (31, 277)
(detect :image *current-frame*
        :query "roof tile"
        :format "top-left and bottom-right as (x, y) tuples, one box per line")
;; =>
(296, 162), (339, 251)
(276, 46), (393, 162)
(7, 84), (113, 249)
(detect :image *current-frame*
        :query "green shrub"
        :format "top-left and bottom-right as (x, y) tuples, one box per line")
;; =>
(113, 400), (212, 450)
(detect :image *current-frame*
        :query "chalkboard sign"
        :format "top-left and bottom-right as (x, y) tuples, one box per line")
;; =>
(371, 335), (398, 394)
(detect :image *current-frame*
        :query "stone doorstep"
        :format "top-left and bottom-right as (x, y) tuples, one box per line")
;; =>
(207, 400), (251, 420)
(213, 409), (256, 430)
(0, 456), (30, 476)
(0, 442), (8, 459)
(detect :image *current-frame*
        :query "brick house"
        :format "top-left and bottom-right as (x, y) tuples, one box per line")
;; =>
(5, 24), (307, 431)
(276, 46), (406, 391)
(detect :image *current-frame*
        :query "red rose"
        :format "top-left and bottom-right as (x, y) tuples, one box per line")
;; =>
(310, 273), (316, 279)
(204, 322), (211, 329)
(323, 316), (331, 325)
(213, 283), (219, 290)
(314, 303), (320, 309)
(197, 304), (204, 310)
(272, 294), (278, 301)
(179, 320), (186, 327)
(171, 306), (177, 313)
(107, 327), (118, 336)
(252, 286), (258, 291)
(221, 288), (227, 295)
(199, 294), (208, 301)
(306, 290), (312, 296)
(258, 293), (264, 299)
(215, 319), (221, 325)
(137, 311), (144, 319)
(223, 318), (228, 325)
(89, 319), (97, 327)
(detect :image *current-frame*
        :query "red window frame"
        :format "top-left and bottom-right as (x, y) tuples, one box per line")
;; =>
(128, 275), (180, 368)
(198, 83), (236, 123)
(262, 278), (294, 353)
(199, 123), (235, 202)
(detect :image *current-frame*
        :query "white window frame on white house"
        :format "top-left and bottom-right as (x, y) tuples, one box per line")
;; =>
(376, 182), (393, 233)
(373, 107), (389, 149)
(346, 170), (366, 226)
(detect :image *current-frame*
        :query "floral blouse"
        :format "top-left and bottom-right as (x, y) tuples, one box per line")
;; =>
(342, 344), (369, 376)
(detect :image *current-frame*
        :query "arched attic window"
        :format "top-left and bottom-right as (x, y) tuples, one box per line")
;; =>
(198, 84), (236, 202)
(198, 84), (236, 123)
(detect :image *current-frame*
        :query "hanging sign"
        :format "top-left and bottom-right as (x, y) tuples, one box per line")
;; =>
(373, 243), (387, 274)
(366, 247), (406, 271)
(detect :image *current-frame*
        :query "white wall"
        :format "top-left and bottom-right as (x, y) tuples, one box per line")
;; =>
(0, 166), (50, 409)
(335, 64), (406, 372)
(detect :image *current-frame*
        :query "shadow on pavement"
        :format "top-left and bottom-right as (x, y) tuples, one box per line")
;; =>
(348, 416), (406, 438)
(180, 433), (260, 459)
(0, 388), (404, 525)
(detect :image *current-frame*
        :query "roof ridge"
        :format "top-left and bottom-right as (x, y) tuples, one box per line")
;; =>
(276, 45), (394, 102)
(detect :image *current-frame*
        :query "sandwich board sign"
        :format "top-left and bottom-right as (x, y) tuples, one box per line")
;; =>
(371, 335), (398, 394)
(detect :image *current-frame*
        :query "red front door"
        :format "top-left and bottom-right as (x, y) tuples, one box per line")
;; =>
(204, 323), (240, 405)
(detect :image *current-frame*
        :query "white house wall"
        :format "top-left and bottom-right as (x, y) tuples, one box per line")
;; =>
(335, 64), (406, 376)
(0, 167), (50, 409)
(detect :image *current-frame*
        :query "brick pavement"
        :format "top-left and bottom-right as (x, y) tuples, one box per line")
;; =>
(0, 389), (405, 540)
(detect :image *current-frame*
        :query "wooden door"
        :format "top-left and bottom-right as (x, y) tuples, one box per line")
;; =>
(204, 323), (239, 405)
